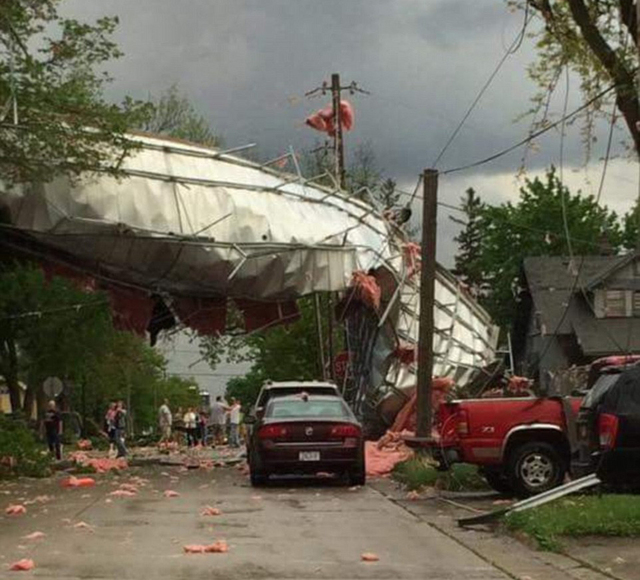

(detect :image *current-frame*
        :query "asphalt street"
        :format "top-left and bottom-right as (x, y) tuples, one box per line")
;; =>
(0, 466), (509, 580)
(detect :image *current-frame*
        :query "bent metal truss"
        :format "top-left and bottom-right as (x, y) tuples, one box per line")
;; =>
(0, 133), (498, 422)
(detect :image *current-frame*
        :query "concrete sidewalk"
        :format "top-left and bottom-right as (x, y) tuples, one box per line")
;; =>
(371, 478), (636, 580)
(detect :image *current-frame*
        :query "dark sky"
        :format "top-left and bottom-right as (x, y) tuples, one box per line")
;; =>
(61, 0), (637, 266)
(58, 0), (639, 394)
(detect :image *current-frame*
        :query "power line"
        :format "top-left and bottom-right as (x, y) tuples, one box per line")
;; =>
(441, 78), (623, 176)
(396, 190), (619, 251)
(1, 299), (107, 321)
(432, 2), (531, 167)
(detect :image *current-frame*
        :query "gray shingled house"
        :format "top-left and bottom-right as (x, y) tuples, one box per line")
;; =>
(512, 253), (640, 386)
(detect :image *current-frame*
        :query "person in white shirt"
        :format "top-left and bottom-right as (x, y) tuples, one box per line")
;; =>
(158, 399), (172, 443)
(209, 396), (228, 446)
(183, 407), (198, 447)
(228, 398), (241, 448)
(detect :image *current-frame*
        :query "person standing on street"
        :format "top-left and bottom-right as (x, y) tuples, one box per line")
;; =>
(228, 398), (241, 448)
(183, 407), (198, 447)
(209, 396), (228, 446)
(104, 402), (117, 457)
(158, 399), (172, 443)
(43, 400), (63, 460)
(114, 400), (128, 458)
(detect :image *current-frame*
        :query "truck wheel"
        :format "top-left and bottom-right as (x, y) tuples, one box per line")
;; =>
(508, 442), (566, 497)
(481, 467), (513, 494)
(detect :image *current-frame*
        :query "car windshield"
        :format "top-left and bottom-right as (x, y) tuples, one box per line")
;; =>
(267, 398), (349, 419)
(582, 374), (620, 409)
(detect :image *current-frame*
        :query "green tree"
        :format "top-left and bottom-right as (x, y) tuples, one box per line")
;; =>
(0, 264), (113, 415)
(512, 1), (639, 153)
(451, 188), (485, 295)
(468, 168), (622, 328)
(200, 297), (334, 410)
(623, 198), (640, 250)
(0, 0), (150, 185)
(140, 84), (220, 147)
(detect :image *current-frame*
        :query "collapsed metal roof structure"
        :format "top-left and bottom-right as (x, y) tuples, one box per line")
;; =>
(0, 134), (498, 425)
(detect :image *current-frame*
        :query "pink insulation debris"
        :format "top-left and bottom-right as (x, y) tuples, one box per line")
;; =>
(305, 100), (355, 136)
(5, 504), (26, 516)
(108, 489), (136, 498)
(9, 559), (35, 572)
(61, 476), (95, 488)
(201, 506), (221, 516)
(365, 433), (413, 477)
(183, 541), (228, 554)
(350, 271), (382, 310)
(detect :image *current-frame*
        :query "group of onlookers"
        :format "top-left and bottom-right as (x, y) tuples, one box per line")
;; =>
(157, 396), (243, 448)
(40, 394), (239, 463)
(103, 400), (129, 458)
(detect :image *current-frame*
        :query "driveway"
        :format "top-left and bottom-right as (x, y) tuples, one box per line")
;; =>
(0, 466), (508, 579)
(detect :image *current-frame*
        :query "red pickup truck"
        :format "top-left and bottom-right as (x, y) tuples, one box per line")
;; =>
(427, 396), (582, 496)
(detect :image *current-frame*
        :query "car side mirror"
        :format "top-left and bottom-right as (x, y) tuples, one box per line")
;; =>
(255, 406), (265, 418)
(244, 415), (256, 425)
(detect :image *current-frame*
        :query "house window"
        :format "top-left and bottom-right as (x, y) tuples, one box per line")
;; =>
(634, 292), (640, 317)
(604, 290), (626, 317)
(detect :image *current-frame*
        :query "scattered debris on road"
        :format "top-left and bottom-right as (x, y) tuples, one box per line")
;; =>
(183, 540), (229, 554)
(9, 559), (35, 572)
(109, 489), (136, 498)
(22, 531), (45, 541)
(201, 505), (221, 516)
(61, 476), (96, 488)
(164, 490), (180, 498)
(5, 504), (26, 516)
(361, 552), (380, 562)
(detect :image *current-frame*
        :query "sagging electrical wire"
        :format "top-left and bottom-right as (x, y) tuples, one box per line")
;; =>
(432, 2), (531, 168)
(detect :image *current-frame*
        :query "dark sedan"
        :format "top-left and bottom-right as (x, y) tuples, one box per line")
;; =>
(246, 393), (365, 486)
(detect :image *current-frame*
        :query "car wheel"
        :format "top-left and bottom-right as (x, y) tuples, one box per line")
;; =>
(481, 467), (513, 494)
(347, 447), (366, 486)
(508, 441), (566, 497)
(249, 449), (268, 487)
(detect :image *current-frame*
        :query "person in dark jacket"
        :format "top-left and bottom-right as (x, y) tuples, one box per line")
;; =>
(114, 400), (128, 458)
(43, 400), (63, 460)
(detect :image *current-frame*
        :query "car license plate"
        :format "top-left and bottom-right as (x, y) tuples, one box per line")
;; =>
(299, 451), (320, 461)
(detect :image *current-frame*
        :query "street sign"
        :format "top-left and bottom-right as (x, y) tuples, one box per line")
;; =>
(333, 351), (351, 382)
(43, 377), (63, 398)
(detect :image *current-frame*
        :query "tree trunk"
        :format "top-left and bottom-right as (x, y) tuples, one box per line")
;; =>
(566, 0), (640, 153)
(1, 337), (22, 414)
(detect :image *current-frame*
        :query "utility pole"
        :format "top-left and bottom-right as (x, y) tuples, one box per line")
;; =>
(314, 293), (327, 380)
(415, 169), (439, 438)
(331, 73), (347, 190)
(305, 74), (369, 190)
(636, 2), (640, 250)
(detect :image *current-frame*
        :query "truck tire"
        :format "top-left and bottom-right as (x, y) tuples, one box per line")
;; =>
(508, 441), (566, 497)
(481, 467), (513, 494)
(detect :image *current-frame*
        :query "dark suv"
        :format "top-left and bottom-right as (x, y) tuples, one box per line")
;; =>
(573, 364), (640, 485)
(250, 381), (341, 421)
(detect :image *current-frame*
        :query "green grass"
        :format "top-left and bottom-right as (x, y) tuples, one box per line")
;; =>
(392, 456), (488, 492)
(506, 495), (640, 551)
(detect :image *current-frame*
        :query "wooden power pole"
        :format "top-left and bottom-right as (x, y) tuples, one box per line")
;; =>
(636, 3), (640, 250)
(331, 73), (347, 190)
(415, 169), (439, 438)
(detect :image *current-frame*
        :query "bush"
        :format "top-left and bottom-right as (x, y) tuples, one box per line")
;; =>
(0, 415), (52, 478)
(393, 456), (488, 492)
